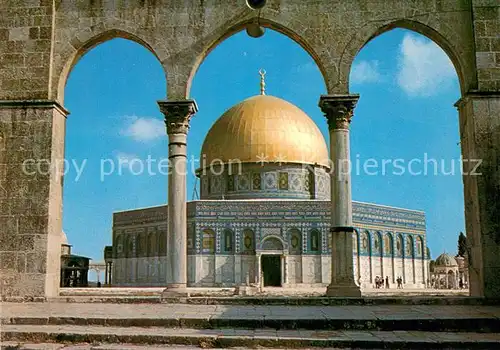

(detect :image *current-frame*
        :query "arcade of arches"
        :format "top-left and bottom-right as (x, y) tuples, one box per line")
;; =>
(0, 1), (499, 299)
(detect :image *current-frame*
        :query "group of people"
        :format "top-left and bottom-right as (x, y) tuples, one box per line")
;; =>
(374, 276), (405, 289)
(374, 276), (389, 288)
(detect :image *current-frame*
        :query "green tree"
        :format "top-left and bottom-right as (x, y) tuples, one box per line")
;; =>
(457, 232), (467, 257)
(429, 260), (435, 273)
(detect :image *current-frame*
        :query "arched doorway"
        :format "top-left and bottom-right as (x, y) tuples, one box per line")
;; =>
(260, 236), (284, 287)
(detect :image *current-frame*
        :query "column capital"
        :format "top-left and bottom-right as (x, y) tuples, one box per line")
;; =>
(158, 99), (198, 135)
(318, 94), (359, 130)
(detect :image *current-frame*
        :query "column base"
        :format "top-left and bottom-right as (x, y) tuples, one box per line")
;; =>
(161, 284), (189, 298)
(326, 284), (362, 297)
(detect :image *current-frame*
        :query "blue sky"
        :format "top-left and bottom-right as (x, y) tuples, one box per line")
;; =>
(63, 28), (464, 265)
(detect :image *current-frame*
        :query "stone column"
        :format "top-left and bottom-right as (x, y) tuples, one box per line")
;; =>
(158, 100), (198, 295)
(280, 255), (285, 286)
(0, 100), (68, 299)
(455, 92), (500, 298)
(255, 253), (261, 285)
(105, 264), (108, 285)
(109, 262), (113, 285)
(284, 253), (289, 285)
(319, 94), (362, 297)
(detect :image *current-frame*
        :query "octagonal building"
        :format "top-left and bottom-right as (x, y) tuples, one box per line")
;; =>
(111, 79), (429, 289)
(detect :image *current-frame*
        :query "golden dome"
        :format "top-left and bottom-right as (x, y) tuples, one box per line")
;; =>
(201, 95), (329, 167)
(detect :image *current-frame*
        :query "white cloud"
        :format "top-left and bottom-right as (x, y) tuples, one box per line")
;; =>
(397, 33), (456, 97)
(350, 60), (382, 84)
(120, 116), (165, 142)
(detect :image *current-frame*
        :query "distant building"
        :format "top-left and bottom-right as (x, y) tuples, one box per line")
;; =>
(59, 231), (90, 288)
(430, 253), (469, 289)
(104, 246), (113, 285)
(110, 81), (430, 289)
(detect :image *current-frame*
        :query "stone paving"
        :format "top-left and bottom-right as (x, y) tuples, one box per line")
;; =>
(2, 302), (500, 321)
(59, 287), (469, 298)
(2, 325), (500, 349)
(1, 344), (233, 349)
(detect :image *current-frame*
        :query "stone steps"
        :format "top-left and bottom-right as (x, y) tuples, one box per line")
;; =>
(2, 324), (500, 349)
(3, 315), (500, 333)
(50, 296), (498, 306)
(3, 302), (500, 348)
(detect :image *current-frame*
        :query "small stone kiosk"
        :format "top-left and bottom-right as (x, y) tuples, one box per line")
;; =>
(59, 232), (90, 288)
(431, 253), (459, 289)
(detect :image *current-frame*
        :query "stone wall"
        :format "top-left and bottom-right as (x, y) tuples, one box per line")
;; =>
(1, 0), (498, 298)
(113, 256), (167, 287)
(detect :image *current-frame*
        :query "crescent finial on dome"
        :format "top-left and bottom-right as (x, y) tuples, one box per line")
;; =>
(259, 69), (266, 95)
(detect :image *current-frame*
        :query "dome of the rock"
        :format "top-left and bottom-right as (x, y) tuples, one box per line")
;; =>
(200, 94), (329, 168)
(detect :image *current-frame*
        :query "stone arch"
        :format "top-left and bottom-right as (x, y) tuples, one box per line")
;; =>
(340, 18), (471, 94)
(352, 229), (359, 253)
(261, 235), (285, 251)
(56, 29), (167, 104)
(186, 18), (329, 98)
(201, 228), (216, 254)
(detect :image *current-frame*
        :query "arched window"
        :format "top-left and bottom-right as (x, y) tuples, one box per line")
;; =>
(374, 232), (382, 254)
(158, 229), (166, 255)
(242, 229), (255, 254)
(202, 229), (216, 254)
(405, 235), (414, 257)
(126, 235), (135, 259)
(137, 233), (147, 257)
(396, 234), (403, 256)
(187, 226), (194, 250)
(289, 229), (302, 254)
(352, 231), (358, 252)
(223, 229), (234, 253)
(417, 236), (423, 256)
(148, 231), (157, 257)
(310, 229), (320, 252)
(361, 231), (370, 253)
(115, 234), (124, 258)
(384, 233), (393, 255)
